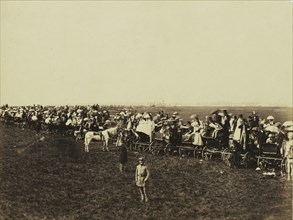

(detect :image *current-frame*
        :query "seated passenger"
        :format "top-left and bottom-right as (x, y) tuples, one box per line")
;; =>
(211, 122), (223, 139)
(182, 121), (194, 142)
(266, 134), (274, 144)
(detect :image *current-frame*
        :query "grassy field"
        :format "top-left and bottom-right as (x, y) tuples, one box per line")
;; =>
(0, 106), (292, 219)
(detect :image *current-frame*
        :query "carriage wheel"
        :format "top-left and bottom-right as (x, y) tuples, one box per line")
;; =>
(164, 144), (172, 156)
(156, 142), (164, 155)
(202, 147), (212, 160)
(193, 147), (197, 159)
(202, 147), (207, 159)
(242, 152), (250, 168)
(221, 148), (227, 161)
(197, 147), (204, 159)
(133, 141), (140, 151)
(280, 157), (287, 175)
(178, 147), (182, 157)
(226, 153), (234, 168)
(148, 142), (155, 154)
(193, 146), (199, 159)
(150, 144), (159, 155)
(221, 151), (227, 166)
(137, 143), (143, 152)
(222, 153), (227, 165)
(154, 147), (162, 155)
(257, 157), (261, 168)
(203, 151), (212, 161)
(258, 158), (267, 170)
(194, 148), (201, 159)
(75, 135), (80, 143)
(143, 144), (150, 152)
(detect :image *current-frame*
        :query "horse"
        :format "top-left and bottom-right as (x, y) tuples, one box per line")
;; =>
(84, 125), (123, 152)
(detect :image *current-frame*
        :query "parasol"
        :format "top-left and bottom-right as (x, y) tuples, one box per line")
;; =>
(282, 121), (293, 128)
(264, 125), (280, 133)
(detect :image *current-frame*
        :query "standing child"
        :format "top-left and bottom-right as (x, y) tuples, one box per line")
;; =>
(135, 157), (150, 202)
(116, 132), (128, 172)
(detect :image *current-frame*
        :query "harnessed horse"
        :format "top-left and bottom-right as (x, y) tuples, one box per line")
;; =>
(84, 122), (124, 152)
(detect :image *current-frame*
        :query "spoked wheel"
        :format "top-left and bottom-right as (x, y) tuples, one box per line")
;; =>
(242, 152), (250, 168)
(221, 148), (228, 161)
(202, 147), (212, 160)
(193, 146), (198, 159)
(257, 158), (267, 170)
(164, 144), (171, 156)
(179, 147), (191, 158)
(137, 143), (143, 152)
(143, 144), (151, 152)
(148, 142), (156, 154)
(133, 141), (140, 151)
(196, 146), (204, 159)
(280, 157), (287, 176)
(193, 146), (201, 159)
(128, 142), (136, 151)
(203, 151), (212, 161)
(178, 146), (183, 157)
(164, 144), (177, 156)
(221, 149), (228, 166)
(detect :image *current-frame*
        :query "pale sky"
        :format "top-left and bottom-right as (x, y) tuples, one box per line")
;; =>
(1, 1), (292, 106)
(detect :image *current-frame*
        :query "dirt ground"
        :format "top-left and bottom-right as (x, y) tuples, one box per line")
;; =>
(0, 124), (292, 220)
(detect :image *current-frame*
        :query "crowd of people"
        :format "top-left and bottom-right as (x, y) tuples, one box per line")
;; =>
(1, 104), (292, 160)
(1, 104), (293, 192)
(0, 104), (292, 147)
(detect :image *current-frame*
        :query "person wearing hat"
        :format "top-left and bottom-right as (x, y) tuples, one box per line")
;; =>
(265, 116), (275, 127)
(135, 157), (150, 202)
(248, 111), (260, 129)
(266, 133), (274, 144)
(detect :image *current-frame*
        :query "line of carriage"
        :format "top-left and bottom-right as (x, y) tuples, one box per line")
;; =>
(2, 115), (286, 171)
(90, 127), (286, 171)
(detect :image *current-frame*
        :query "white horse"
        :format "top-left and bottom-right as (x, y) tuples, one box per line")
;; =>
(84, 126), (120, 152)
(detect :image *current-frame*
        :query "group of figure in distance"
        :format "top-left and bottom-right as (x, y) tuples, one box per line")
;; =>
(1, 105), (293, 181)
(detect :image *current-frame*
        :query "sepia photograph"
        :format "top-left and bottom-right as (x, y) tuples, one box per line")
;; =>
(0, 1), (292, 219)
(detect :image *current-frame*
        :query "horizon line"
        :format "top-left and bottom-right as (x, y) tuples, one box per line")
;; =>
(1, 102), (292, 108)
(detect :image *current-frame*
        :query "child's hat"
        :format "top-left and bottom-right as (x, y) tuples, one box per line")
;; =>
(138, 156), (145, 161)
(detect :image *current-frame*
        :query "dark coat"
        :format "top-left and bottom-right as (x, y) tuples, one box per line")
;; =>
(119, 145), (128, 164)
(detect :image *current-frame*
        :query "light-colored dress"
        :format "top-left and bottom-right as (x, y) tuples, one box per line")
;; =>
(135, 164), (150, 187)
(233, 118), (243, 142)
(191, 121), (203, 146)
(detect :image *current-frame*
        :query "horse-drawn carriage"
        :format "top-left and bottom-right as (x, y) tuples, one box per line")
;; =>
(177, 127), (203, 158)
(127, 120), (181, 156)
(255, 128), (284, 170)
(130, 131), (153, 153)
(147, 132), (171, 155)
(220, 125), (286, 169)
(130, 127), (176, 156)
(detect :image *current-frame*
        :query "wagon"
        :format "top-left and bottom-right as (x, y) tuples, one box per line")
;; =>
(221, 130), (262, 168)
(177, 127), (202, 158)
(131, 131), (153, 153)
(201, 136), (224, 160)
(255, 129), (285, 170)
(178, 141), (203, 158)
(256, 143), (282, 170)
(224, 144), (257, 168)
(148, 132), (170, 155)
